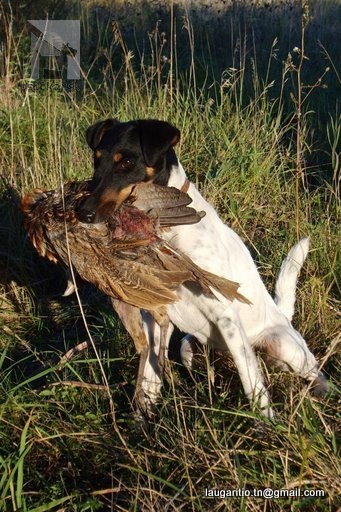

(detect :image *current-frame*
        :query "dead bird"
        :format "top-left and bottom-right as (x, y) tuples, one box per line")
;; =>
(21, 180), (247, 413)
(21, 181), (247, 312)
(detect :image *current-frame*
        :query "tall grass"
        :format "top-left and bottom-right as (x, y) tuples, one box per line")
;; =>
(0, 1), (340, 510)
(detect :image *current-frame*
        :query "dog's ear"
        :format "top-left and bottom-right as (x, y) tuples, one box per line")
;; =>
(138, 120), (180, 166)
(86, 119), (118, 150)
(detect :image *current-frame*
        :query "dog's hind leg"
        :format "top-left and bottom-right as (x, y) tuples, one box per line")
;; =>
(262, 326), (329, 397)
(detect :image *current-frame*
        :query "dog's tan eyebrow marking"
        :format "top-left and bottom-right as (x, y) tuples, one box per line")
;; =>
(113, 152), (123, 163)
(95, 150), (102, 159)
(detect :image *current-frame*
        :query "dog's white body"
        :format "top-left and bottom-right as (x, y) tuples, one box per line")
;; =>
(141, 162), (326, 418)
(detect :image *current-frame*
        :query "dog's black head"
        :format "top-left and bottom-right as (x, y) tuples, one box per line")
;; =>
(78, 118), (180, 223)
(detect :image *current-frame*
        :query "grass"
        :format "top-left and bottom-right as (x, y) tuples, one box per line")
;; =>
(0, 0), (340, 510)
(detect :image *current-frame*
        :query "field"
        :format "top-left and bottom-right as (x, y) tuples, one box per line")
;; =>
(0, 0), (340, 511)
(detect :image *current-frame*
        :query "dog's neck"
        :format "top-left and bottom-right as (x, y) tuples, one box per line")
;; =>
(168, 158), (213, 214)
(168, 160), (188, 190)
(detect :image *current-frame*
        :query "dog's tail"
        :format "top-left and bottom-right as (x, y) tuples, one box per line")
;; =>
(274, 237), (310, 322)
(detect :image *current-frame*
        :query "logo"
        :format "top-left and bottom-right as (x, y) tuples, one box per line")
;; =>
(29, 20), (80, 80)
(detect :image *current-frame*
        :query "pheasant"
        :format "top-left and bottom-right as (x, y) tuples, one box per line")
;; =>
(21, 180), (248, 411)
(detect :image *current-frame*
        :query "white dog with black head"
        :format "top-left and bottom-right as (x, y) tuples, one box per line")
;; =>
(78, 118), (328, 419)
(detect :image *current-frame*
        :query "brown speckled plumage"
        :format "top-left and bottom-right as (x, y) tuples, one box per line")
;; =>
(21, 180), (250, 412)
(21, 180), (247, 316)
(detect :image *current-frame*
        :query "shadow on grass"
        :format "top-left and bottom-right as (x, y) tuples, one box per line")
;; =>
(0, 181), (132, 395)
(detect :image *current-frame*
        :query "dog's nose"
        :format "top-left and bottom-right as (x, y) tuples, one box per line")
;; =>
(76, 195), (98, 223)
(77, 208), (96, 223)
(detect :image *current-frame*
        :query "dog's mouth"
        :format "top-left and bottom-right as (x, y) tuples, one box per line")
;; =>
(76, 184), (135, 223)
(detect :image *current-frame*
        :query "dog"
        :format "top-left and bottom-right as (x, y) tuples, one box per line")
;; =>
(78, 118), (328, 419)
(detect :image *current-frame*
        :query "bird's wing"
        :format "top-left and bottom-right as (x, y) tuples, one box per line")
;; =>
(130, 183), (206, 227)
(66, 243), (191, 310)
(156, 244), (251, 305)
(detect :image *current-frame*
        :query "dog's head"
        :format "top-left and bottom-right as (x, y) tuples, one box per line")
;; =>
(78, 118), (180, 223)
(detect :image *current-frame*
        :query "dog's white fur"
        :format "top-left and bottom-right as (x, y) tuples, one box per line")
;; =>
(141, 162), (327, 419)
(180, 237), (310, 370)
(274, 236), (310, 320)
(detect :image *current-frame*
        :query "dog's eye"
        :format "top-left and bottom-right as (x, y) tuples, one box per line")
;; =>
(120, 158), (135, 170)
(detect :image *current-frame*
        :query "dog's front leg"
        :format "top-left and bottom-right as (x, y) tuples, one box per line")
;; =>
(157, 316), (173, 383)
(139, 312), (174, 413)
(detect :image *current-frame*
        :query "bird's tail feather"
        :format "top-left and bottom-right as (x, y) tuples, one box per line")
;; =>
(161, 244), (251, 304)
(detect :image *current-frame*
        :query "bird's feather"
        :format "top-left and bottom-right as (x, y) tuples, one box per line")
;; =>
(21, 181), (249, 316)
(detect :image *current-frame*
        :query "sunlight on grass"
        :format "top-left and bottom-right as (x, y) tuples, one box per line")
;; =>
(0, 0), (340, 510)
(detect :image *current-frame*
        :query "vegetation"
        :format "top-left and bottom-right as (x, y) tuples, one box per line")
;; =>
(0, 0), (339, 510)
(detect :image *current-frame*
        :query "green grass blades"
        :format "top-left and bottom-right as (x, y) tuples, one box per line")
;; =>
(0, 0), (340, 510)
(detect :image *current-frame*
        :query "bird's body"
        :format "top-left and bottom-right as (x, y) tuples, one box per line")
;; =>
(21, 180), (247, 413)
(21, 181), (247, 326)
